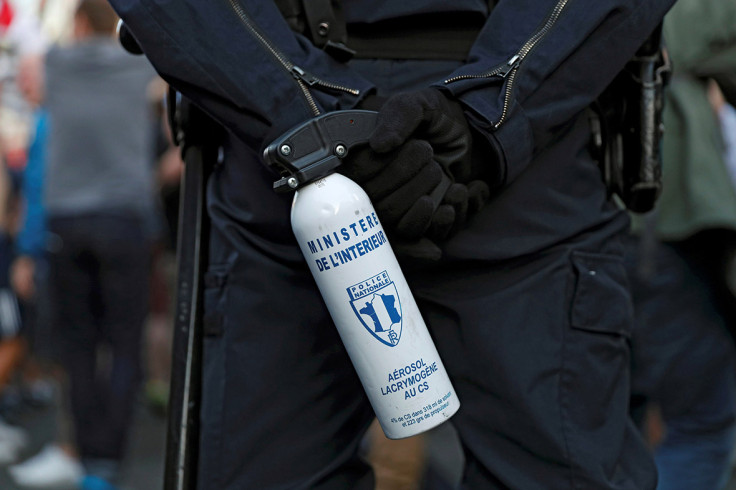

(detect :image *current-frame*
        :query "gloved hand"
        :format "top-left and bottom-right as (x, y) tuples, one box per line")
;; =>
(340, 88), (491, 261)
(341, 138), (452, 240)
(369, 88), (492, 229)
(370, 88), (475, 180)
(339, 138), (449, 263)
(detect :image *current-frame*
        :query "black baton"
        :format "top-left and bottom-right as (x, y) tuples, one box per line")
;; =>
(164, 90), (222, 490)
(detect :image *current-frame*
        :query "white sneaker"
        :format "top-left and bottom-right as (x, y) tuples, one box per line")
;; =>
(8, 444), (84, 488)
(0, 417), (29, 448)
(0, 438), (22, 465)
(0, 418), (29, 464)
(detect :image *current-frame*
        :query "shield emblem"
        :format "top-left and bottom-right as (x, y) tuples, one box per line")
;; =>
(348, 271), (402, 347)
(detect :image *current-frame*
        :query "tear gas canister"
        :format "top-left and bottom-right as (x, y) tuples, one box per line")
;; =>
(265, 111), (460, 439)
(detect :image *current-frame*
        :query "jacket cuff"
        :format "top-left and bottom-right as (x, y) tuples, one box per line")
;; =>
(459, 92), (534, 189)
(491, 100), (534, 184)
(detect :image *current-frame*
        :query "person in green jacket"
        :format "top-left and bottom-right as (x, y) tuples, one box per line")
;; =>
(625, 0), (736, 488)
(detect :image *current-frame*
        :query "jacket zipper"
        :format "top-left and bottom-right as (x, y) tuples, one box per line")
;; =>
(445, 0), (570, 128)
(228, 0), (360, 116)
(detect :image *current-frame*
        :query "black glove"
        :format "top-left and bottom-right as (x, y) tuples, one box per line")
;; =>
(368, 89), (491, 229)
(341, 138), (451, 240)
(371, 88), (492, 233)
(371, 88), (475, 181)
(339, 138), (451, 263)
(340, 89), (491, 261)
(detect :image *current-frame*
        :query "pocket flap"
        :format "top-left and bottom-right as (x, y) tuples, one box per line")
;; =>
(571, 251), (633, 337)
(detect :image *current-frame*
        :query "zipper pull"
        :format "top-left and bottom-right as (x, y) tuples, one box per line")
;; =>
(497, 55), (520, 78)
(291, 66), (318, 86)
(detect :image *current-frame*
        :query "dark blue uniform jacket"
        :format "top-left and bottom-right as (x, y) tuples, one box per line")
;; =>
(108, 0), (675, 262)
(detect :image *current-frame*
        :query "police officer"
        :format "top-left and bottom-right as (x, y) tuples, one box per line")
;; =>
(108, 1), (675, 488)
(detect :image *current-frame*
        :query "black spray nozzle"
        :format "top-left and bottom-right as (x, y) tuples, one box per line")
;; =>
(263, 110), (377, 192)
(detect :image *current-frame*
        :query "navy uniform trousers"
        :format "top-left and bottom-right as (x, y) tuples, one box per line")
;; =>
(198, 59), (656, 490)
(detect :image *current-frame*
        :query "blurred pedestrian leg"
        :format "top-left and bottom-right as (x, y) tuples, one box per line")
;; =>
(627, 233), (736, 490)
(0, 168), (28, 466)
(654, 369), (736, 490)
(367, 419), (426, 490)
(49, 213), (150, 484)
(143, 245), (173, 418)
(0, 229), (25, 394)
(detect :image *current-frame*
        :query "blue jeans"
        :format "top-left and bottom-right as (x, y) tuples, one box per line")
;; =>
(625, 233), (736, 490)
(655, 377), (736, 490)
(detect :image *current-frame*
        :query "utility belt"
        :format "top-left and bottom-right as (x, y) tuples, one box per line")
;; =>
(275, 0), (670, 213)
(347, 12), (485, 61)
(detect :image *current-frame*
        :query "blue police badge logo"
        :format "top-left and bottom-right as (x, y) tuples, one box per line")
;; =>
(348, 271), (402, 347)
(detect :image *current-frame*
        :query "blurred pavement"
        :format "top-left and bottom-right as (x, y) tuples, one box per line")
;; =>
(0, 392), (166, 490)
(1, 393), (736, 490)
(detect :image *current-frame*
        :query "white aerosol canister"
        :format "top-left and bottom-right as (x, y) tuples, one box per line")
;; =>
(290, 172), (460, 439)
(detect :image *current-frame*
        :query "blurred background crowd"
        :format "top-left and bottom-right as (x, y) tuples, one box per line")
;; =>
(0, 0), (178, 488)
(0, 0), (735, 490)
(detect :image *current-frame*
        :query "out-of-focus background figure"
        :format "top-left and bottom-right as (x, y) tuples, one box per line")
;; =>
(0, 0), (175, 489)
(625, 1), (736, 489)
(6, 1), (158, 488)
(0, 0), (48, 472)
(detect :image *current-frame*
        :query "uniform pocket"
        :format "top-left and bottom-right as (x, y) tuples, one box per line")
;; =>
(570, 250), (633, 337)
(561, 251), (635, 486)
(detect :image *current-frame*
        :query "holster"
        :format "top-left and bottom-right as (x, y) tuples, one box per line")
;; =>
(590, 23), (671, 214)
